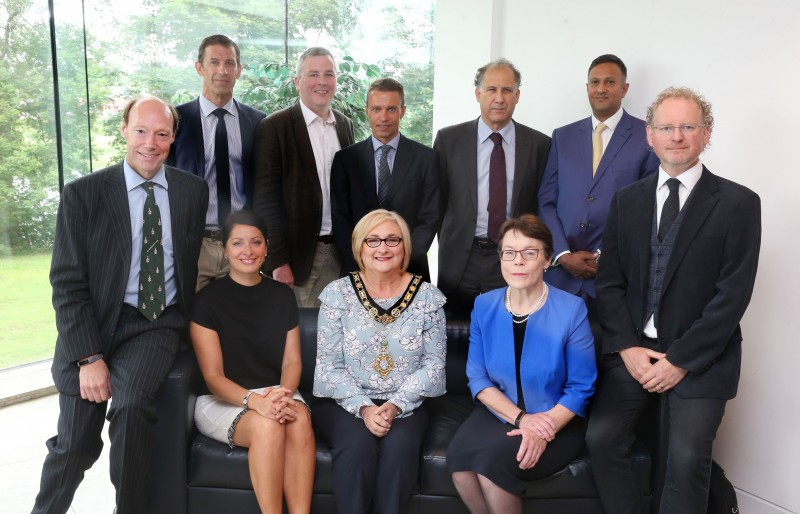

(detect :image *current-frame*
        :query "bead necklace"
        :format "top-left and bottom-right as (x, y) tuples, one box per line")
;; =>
(505, 283), (548, 324)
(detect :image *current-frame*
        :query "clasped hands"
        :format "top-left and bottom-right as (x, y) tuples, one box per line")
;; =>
(248, 387), (298, 424)
(620, 346), (688, 393)
(360, 402), (399, 438)
(559, 251), (598, 279)
(507, 413), (554, 470)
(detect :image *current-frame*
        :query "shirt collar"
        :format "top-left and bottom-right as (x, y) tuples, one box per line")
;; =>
(657, 160), (703, 192)
(199, 95), (236, 118)
(123, 159), (169, 193)
(298, 99), (336, 126)
(477, 117), (515, 145)
(372, 133), (400, 152)
(592, 107), (624, 132)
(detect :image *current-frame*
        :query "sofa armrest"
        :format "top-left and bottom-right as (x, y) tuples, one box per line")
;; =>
(148, 350), (202, 514)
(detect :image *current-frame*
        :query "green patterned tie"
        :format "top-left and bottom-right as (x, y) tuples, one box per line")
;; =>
(139, 181), (166, 321)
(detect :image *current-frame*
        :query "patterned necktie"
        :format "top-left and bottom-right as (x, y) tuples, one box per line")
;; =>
(592, 122), (607, 176)
(212, 108), (231, 226)
(658, 178), (681, 242)
(139, 181), (166, 321)
(487, 132), (506, 243)
(377, 145), (391, 206)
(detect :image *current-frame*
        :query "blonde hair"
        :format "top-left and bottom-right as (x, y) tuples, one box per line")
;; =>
(351, 209), (412, 273)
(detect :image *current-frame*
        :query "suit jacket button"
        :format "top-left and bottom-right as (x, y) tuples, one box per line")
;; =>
(588, 195), (595, 202)
(579, 222), (586, 228)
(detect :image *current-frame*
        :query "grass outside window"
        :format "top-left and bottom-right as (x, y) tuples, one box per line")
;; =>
(0, 253), (56, 369)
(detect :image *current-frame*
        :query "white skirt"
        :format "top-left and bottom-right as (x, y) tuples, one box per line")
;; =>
(194, 386), (306, 447)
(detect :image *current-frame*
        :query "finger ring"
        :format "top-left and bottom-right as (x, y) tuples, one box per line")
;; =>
(658, 384), (664, 389)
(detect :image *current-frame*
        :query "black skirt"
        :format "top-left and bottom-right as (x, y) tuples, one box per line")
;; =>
(447, 406), (586, 495)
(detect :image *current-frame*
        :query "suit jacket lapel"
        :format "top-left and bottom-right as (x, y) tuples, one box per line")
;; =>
(633, 175), (657, 292)
(185, 99), (205, 177)
(511, 120), (530, 211)
(386, 135), (411, 205)
(357, 137), (379, 203)
(463, 119), (480, 213)
(103, 166), (133, 275)
(593, 111), (633, 185)
(166, 167), (189, 303)
(663, 167), (719, 290)
(290, 102), (323, 203)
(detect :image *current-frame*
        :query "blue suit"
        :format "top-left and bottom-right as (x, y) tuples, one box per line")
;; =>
(538, 110), (658, 298)
(467, 286), (596, 418)
(168, 98), (265, 208)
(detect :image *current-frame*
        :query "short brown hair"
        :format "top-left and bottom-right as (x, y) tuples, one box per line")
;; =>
(367, 78), (405, 106)
(351, 209), (412, 273)
(498, 214), (554, 261)
(198, 34), (240, 66)
(121, 95), (179, 135)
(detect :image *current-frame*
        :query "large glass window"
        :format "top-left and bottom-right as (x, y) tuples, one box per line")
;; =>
(0, 0), (435, 370)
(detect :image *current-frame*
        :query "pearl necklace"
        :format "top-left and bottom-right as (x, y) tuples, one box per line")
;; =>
(505, 283), (548, 324)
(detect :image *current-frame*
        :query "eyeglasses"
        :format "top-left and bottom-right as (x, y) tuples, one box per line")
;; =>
(499, 248), (543, 261)
(650, 124), (707, 136)
(363, 236), (403, 248)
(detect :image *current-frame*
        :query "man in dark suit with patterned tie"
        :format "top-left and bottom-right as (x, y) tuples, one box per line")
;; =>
(32, 96), (208, 514)
(586, 88), (761, 513)
(168, 34), (265, 290)
(331, 78), (439, 280)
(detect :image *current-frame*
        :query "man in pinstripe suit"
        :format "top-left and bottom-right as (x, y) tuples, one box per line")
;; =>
(32, 96), (208, 514)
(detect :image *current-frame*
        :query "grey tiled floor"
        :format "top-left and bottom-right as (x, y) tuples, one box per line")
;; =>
(0, 394), (115, 514)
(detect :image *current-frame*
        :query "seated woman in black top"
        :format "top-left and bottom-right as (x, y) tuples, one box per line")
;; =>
(190, 210), (315, 514)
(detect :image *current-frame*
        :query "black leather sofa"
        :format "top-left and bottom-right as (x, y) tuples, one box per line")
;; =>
(149, 308), (659, 514)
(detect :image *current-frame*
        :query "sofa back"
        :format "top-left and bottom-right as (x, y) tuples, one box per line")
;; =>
(297, 308), (472, 396)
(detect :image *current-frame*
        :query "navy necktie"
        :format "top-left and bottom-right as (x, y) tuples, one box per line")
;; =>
(212, 108), (231, 226)
(377, 145), (391, 206)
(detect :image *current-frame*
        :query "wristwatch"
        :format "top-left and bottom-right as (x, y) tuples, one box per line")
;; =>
(76, 353), (103, 367)
(242, 391), (254, 409)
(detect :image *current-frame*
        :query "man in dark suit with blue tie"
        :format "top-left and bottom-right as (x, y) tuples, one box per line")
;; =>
(331, 78), (439, 280)
(538, 54), (659, 343)
(32, 96), (208, 514)
(586, 88), (761, 513)
(168, 34), (265, 290)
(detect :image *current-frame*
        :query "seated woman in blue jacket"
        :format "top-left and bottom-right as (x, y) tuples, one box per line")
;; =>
(448, 214), (597, 514)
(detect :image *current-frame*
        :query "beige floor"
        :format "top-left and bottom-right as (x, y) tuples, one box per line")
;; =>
(0, 394), (115, 514)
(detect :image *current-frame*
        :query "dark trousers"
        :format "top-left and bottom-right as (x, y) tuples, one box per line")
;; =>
(32, 306), (183, 514)
(586, 363), (727, 514)
(313, 399), (429, 514)
(444, 240), (505, 316)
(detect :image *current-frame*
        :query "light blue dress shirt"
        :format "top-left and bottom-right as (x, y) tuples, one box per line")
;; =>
(123, 161), (177, 308)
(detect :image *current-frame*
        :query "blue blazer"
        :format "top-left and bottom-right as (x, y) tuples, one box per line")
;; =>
(168, 98), (265, 208)
(467, 286), (596, 418)
(538, 110), (659, 298)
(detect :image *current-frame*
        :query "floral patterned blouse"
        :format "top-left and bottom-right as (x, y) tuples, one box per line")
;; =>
(313, 275), (447, 418)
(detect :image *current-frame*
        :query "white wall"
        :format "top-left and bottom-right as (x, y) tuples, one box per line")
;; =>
(434, 1), (800, 512)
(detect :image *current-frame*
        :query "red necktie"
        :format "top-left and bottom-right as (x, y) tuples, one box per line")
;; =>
(487, 132), (506, 242)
